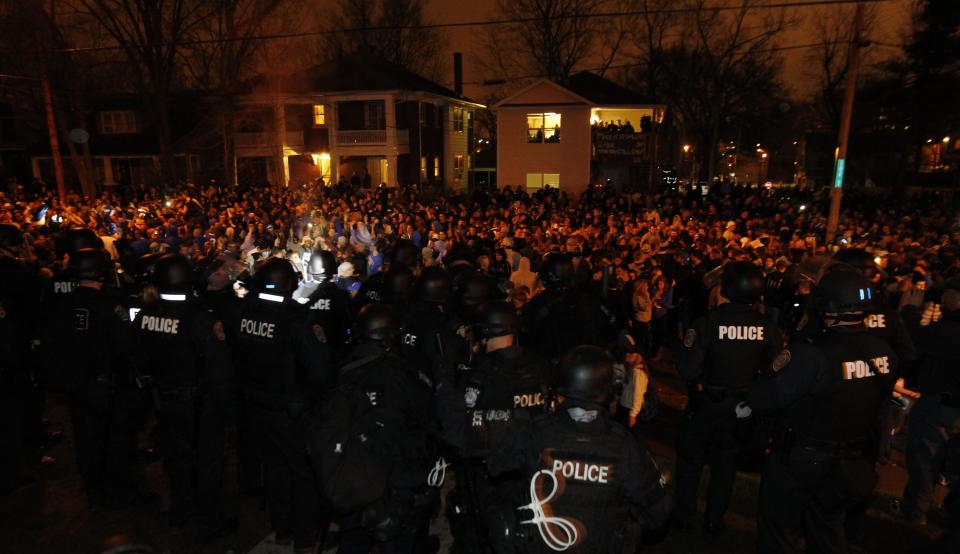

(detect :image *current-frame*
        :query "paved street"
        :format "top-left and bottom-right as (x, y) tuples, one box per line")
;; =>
(0, 357), (948, 554)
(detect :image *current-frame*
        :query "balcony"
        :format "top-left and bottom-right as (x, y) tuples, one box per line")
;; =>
(235, 130), (304, 148)
(335, 130), (387, 145)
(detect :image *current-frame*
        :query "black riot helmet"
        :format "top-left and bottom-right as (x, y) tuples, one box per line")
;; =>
(68, 248), (112, 282)
(383, 265), (416, 301)
(255, 257), (298, 297)
(355, 303), (398, 346)
(62, 227), (102, 256)
(390, 239), (420, 269)
(135, 253), (162, 285)
(308, 249), (337, 282)
(721, 261), (764, 304)
(0, 223), (23, 250)
(153, 254), (194, 295)
(831, 248), (880, 279)
(476, 301), (519, 340)
(539, 252), (575, 290)
(415, 266), (452, 304)
(559, 345), (615, 405)
(455, 272), (497, 316)
(815, 268), (875, 322)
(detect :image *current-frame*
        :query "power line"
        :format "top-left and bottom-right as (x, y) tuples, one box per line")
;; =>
(52, 0), (890, 54)
(464, 39), (881, 86)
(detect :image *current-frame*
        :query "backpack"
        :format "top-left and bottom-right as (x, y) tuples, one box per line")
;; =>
(307, 371), (407, 514)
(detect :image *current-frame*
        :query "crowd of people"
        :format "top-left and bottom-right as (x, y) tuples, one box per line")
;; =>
(1, 176), (959, 553)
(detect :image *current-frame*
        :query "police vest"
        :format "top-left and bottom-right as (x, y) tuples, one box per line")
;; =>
(233, 303), (299, 401)
(791, 333), (896, 444)
(525, 414), (637, 553)
(462, 349), (547, 457)
(135, 305), (206, 388)
(702, 306), (774, 388)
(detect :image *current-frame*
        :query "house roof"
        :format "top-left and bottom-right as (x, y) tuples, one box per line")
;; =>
(494, 71), (659, 109)
(563, 71), (655, 106)
(246, 52), (483, 106)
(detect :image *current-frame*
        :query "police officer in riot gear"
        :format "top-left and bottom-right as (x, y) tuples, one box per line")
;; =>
(294, 249), (352, 363)
(400, 266), (455, 381)
(446, 301), (550, 553)
(380, 264), (416, 309)
(225, 257), (330, 553)
(899, 277), (960, 526)
(675, 261), (783, 532)
(441, 270), (500, 385)
(746, 269), (898, 553)
(521, 253), (613, 364)
(356, 239), (420, 309)
(319, 303), (435, 554)
(488, 345), (671, 553)
(0, 224), (39, 496)
(41, 248), (145, 508)
(133, 254), (237, 541)
(800, 249), (917, 363)
(45, 227), (104, 299)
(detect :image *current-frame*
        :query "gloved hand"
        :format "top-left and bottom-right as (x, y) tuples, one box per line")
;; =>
(735, 401), (752, 419)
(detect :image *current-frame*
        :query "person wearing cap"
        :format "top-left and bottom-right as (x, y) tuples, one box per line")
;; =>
(487, 345), (671, 553)
(745, 269), (899, 553)
(899, 277), (960, 526)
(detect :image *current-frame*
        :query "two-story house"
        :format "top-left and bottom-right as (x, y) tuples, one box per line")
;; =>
(494, 72), (666, 195)
(28, 94), (203, 187)
(235, 53), (484, 190)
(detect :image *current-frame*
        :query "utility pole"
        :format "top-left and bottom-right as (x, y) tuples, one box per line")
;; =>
(41, 72), (66, 205)
(826, 3), (864, 243)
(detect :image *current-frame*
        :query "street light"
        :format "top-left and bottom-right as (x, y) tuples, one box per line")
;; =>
(944, 136), (951, 144)
(683, 144), (691, 153)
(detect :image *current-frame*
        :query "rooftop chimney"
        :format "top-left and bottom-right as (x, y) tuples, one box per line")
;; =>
(454, 52), (463, 96)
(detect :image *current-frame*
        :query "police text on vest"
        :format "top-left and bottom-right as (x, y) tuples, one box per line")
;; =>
(241, 318), (275, 338)
(718, 325), (764, 340)
(141, 315), (180, 334)
(842, 356), (890, 380)
(552, 459), (612, 484)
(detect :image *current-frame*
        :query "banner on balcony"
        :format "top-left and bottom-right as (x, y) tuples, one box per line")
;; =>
(592, 129), (649, 163)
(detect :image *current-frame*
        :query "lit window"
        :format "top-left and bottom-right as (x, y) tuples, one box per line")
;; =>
(313, 104), (325, 125)
(525, 173), (559, 190)
(420, 156), (427, 179)
(453, 107), (464, 132)
(526, 113), (561, 143)
(99, 111), (137, 134)
(454, 155), (464, 180)
(434, 156), (440, 177)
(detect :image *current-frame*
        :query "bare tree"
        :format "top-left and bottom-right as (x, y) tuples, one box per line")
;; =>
(70, 0), (213, 182)
(323, 0), (447, 79)
(181, 0), (290, 186)
(806, 4), (877, 129)
(647, 0), (792, 183)
(622, 0), (676, 99)
(482, 0), (607, 84)
(0, 1), (102, 196)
